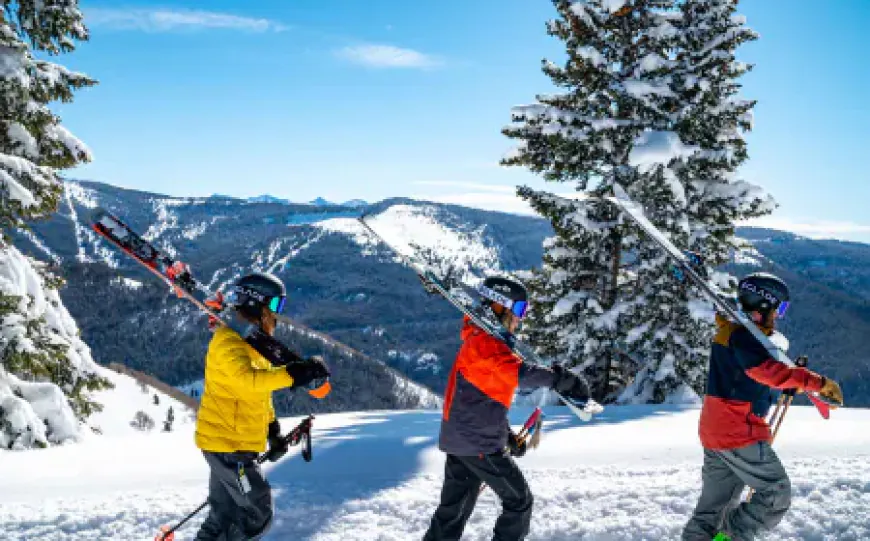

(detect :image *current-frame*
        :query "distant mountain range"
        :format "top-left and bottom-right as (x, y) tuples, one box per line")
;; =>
(15, 180), (870, 409)
(223, 193), (369, 208)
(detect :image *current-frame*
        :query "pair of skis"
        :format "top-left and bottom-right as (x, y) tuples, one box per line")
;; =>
(604, 185), (834, 419)
(355, 215), (605, 422)
(90, 209), (331, 399)
(358, 184), (834, 421)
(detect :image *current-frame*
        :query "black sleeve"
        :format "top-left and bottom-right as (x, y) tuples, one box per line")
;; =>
(518, 362), (557, 390)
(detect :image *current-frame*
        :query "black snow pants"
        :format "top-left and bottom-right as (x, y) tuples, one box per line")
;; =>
(194, 451), (273, 541)
(423, 451), (534, 541)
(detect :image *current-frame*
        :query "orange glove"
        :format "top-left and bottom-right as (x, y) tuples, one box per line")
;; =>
(819, 377), (844, 407)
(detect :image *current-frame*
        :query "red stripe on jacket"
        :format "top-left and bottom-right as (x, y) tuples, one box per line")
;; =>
(699, 316), (826, 450)
(442, 316), (520, 421)
(745, 360), (825, 392)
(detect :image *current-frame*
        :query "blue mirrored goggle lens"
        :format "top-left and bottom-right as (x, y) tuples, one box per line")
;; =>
(511, 300), (529, 319)
(269, 296), (286, 314)
(776, 301), (790, 319)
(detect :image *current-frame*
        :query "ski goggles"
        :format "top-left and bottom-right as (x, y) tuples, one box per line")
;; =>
(269, 295), (287, 315)
(476, 284), (529, 319)
(228, 286), (287, 315)
(775, 300), (790, 319)
(511, 300), (529, 319)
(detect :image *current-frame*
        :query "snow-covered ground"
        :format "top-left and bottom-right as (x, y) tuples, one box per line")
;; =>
(84, 366), (196, 438)
(316, 203), (501, 275)
(1, 404), (868, 540)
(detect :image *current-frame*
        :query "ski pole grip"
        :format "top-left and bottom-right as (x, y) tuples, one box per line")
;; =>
(785, 356), (809, 398)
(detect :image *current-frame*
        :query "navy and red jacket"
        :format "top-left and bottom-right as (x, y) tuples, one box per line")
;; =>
(699, 314), (825, 450)
(438, 317), (556, 457)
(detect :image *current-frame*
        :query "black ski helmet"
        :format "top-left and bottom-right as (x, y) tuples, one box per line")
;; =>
(479, 276), (529, 319)
(229, 272), (287, 318)
(737, 272), (789, 315)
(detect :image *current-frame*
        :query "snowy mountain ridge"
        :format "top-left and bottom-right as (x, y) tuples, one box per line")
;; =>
(14, 180), (870, 411)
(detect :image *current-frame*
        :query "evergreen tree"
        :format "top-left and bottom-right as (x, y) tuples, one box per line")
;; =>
(504, 0), (684, 401)
(130, 410), (155, 432)
(619, 0), (773, 400)
(163, 406), (174, 432)
(0, 0), (110, 449)
(504, 0), (771, 402)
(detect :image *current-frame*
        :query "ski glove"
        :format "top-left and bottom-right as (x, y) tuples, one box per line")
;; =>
(265, 420), (289, 462)
(507, 430), (527, 458)
(552, 365), (591, 401)
(286, 355), (330, 388)
(819, 376), (844, 407)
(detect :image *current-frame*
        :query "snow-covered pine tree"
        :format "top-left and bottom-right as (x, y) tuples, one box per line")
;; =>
(503, 0), (686, 401)
(0, 0), (111, 449)
(515, 188), (625, 400)
(505, 0), (772, 403)
(618, 0), (773, 401)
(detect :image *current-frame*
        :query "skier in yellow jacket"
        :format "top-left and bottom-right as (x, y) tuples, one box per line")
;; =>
(194, 272), (329, 540)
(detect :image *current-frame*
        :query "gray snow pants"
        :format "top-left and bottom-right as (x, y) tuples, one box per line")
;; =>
(423, 452), (534, 541)
(682, 442), (791, 541)
(194, 451), (273, 541)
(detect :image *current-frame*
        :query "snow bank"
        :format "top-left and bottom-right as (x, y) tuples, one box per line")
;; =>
(0, 245), (105, 449)
(0, 373), (79, 449)
(83, 366), (195, 438)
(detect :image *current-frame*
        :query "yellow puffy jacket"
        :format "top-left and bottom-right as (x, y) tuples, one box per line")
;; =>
(195, 326), (294, 453)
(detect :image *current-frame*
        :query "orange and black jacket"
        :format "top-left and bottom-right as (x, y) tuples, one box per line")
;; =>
(699, 315), (825, 450)
(439, 317), (556, 456)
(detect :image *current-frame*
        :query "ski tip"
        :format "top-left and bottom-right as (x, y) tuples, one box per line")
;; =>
(558, 393), (604, 422)
(807, 392), (833, 419)
(585, 399), (605, 415)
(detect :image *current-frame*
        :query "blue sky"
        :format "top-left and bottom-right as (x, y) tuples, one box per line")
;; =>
(60, 1), (869, 241)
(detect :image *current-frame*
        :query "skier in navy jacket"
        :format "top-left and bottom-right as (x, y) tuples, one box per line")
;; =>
(682, 273), (843, 541)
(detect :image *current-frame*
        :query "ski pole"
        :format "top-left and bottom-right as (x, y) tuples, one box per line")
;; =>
(746, 357), (807, 501)
(155, 415), (314, 541)
(155, 502), (209, 541)
(479, 409), (543, 496)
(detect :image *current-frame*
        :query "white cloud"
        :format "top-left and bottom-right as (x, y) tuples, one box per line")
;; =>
(86, 8), (287, 33)
(742, 216), (870, 243)
(337, 44), (441, 69)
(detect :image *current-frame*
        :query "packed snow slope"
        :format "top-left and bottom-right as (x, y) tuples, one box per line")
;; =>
(1, 404), (868, 540)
